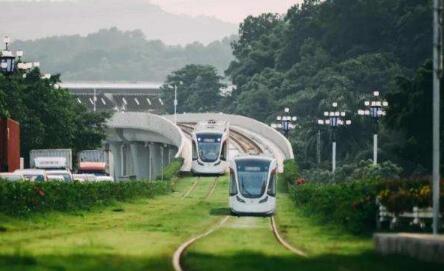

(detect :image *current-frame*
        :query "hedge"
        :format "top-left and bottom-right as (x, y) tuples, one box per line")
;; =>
(290, 180), (380, 234)
(291, 179), (444, 234)
(156, 158), (184, 181)
(0, 180), (171, 216)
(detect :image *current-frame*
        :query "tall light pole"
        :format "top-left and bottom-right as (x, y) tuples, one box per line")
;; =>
(1, 36), (35, 76)
(358, 91), (389, 166)
(271, 107), (297, 138)
(318, 102), (351, 173)
(168, 81), (182, 124)
(432, 0), (442, 235)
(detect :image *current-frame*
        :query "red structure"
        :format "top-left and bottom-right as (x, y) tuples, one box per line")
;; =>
(0, 118), (20, 172)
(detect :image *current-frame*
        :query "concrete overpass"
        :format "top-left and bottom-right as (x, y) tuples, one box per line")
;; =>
(106, 112), (293, 180)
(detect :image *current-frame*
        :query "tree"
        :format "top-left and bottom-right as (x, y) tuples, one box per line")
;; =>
(161, 65), (225, 114)
(0, 68), (108, 164)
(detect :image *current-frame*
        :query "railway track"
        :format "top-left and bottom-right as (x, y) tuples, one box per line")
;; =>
(172, 214), (307, 271)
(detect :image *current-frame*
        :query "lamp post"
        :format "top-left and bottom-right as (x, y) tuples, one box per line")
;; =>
(1, 36), (40, 77)
(317, 102), (351, 173)
(271, 107), (297, 138)
(432, 0), (442, 235)
(357, 91), (389, 166)
(168, 81), (182, 124)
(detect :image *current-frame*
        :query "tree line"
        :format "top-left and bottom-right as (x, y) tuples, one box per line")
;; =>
(162, 0), (438, 175)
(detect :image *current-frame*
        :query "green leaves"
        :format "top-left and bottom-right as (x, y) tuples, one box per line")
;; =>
(0, 68), (108, 163)
(0, 180), (170, 216)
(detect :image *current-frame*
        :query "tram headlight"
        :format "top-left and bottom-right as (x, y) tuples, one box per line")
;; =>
(259, 196), (269, 203)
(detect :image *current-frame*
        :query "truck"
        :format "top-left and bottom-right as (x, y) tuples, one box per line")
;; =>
(0, 118), (20, 172)
(30, 149), (73, 170)
(77, 150), (113, 180)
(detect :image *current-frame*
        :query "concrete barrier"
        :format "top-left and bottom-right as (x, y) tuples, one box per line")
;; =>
(106, 112), (191, 171)
(374, 233), (444, 264)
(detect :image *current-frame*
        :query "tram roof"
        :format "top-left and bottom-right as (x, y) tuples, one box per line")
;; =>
(194, 120), (229, 134)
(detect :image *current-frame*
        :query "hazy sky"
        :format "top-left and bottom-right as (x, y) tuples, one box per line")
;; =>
(150, 0), (303, 23)
(0, 0), (303, 24)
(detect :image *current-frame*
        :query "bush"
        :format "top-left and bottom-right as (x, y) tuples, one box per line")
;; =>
(291, 178), (443, 233)
(301, 160), (402, 183)
(291, 180), (380, 234)
(156, 158), (183, 181)
(278, 159), (299, 192)
(0, 180), (170, 216)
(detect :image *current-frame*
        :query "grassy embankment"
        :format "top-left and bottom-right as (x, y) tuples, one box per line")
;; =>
(183, 181), (443, 271)
(0, 177), (227, 271)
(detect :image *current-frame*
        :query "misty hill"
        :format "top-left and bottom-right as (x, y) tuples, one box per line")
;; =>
(11, 28), (235, 82)
(0, 0), (237, 45)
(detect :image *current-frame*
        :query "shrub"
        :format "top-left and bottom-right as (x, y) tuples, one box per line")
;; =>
(278, 159), (299, 192)
(156, 158), (183, 181)
(291, 180), (380, 234)
(0, 180), (170, 216)
(291, 178), (443, 233)
(301, 160), (402, 183)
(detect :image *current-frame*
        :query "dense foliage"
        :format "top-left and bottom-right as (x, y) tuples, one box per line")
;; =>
(156, 158), (184, 181)
(161, 65), (226, 113)
(301, 160), (403, 183)
(291, 178), (443, 234)
(0, 179), (170, 216)
(217, 0), (433, 174)
(12, 28), (234, 82)
(0, 69), (108, 163)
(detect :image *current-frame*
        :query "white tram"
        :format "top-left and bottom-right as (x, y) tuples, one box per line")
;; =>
(229, 155), (277, 215)
(191, 120), (229, 175)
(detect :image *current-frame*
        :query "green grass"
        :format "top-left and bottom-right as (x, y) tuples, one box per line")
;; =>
(1, 177), (442, 271)
(183, 181), (443, 271)
(0, 177), (228, 271)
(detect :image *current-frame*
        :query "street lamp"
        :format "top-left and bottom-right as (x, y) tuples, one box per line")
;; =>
(357, 91), (389, 166)
(318, 102), (351, 173)
(0, 36), (16, 75)
(271, 107), (297, 138)
(168, 81), (183, 124)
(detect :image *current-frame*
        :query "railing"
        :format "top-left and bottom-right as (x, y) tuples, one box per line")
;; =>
(377, 205), (441, 230)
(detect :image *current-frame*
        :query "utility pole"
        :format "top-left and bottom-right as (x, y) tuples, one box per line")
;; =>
(174, 85), (178, 124)
(432, 0), (442, 235)
(93, 88), (97, 112)
(317, 129), (321, 165)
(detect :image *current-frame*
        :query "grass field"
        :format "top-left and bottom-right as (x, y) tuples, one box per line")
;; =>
(183, 186), (443, 271)
(0, 177), (442, 271)
(0, 177), (227, 271)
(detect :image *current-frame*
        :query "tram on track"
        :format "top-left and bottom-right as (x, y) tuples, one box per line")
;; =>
(191, 120), (229, 175)
(229, 155), (277, 215)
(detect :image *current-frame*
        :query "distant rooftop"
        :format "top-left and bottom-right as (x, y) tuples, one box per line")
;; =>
(59, 82), (163, 90)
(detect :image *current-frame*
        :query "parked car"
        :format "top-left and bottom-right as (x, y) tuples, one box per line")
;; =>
(46, 170), (73, 182)
(72, 174), (97, 182)
(14, 169), (47, 182)
(0, 172), (24, 181)
(47, 175), (65, 182)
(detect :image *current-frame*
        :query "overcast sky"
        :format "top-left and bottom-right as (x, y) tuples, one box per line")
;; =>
(149, 0), (303, 23)
(0, 0), (303, 23)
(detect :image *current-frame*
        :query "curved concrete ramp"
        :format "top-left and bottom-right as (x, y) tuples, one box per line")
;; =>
(164, 113), (293, 172)
(106, 112), (192, 180)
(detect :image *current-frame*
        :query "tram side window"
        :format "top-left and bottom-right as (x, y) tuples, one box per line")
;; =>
(229, 173), (238, 196)
(267, 172), (276, 196)
(192, 142), (198, 160)
(220, 142), (227, 161)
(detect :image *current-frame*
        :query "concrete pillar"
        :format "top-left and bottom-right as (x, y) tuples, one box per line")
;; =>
(168, 146), (177, 163)
(162, 144), (170, 169)
(109, 142), (122, 180)
(130, 142), (150, 180)
(149, 143), (162, 180)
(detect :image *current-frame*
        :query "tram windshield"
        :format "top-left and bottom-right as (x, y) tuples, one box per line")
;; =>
(197, 133), (222, 162)
(236, 159), (270, 198)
